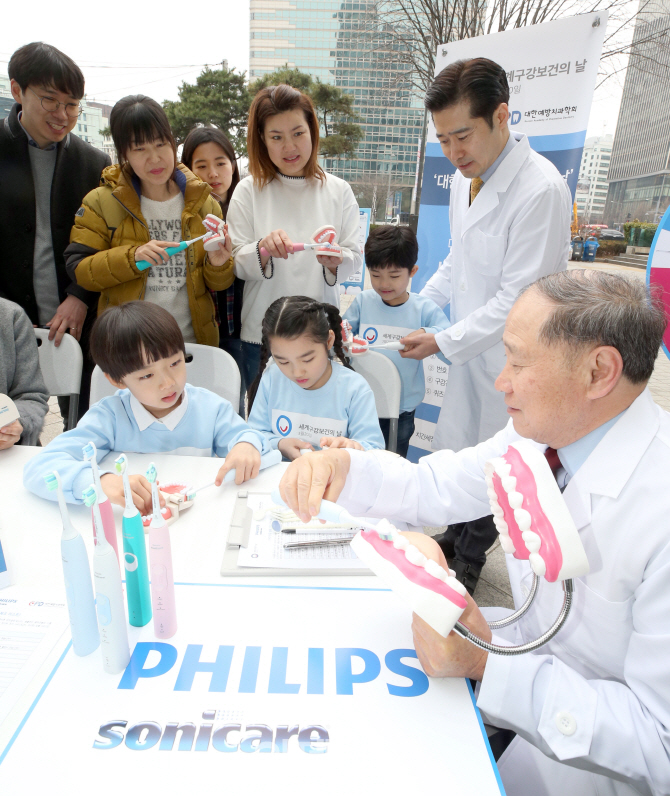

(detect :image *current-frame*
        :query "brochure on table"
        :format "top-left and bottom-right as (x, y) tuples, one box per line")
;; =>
(0, 583), (502, 795)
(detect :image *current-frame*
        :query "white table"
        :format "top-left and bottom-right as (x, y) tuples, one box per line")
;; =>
(0, 446), (503, 795)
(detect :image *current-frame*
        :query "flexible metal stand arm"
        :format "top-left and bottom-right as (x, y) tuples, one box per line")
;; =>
(453, 579), (574, 656)
(487, 573), (539, 630)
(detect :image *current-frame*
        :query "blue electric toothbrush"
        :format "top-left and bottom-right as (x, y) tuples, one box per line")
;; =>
(114, 454), (152, 628)
(45, 472), (99, 656)
(82, 484), (130, 674)
(135, 232), (208, 271)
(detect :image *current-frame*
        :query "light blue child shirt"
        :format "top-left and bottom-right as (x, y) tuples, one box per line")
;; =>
(343, 290), (450, 413)
(23, 383), (271, 503)
(247, 361), (385, 451)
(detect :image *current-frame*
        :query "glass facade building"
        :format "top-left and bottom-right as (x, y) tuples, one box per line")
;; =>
(604, 0), (670, 225)
(249, 0), (425, 216)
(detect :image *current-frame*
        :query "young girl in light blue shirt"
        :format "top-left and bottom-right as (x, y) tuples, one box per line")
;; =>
(247, 296), (384, 460)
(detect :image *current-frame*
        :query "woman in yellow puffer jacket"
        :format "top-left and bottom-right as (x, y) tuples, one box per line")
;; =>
(65, 95), (234, 347)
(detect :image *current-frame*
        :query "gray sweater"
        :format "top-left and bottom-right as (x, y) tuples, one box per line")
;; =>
(0, 298), (49, 445)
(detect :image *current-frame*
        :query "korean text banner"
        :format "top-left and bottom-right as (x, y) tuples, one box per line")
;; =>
(408, 12), (607, 461)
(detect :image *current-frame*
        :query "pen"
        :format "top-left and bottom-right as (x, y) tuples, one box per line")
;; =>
(281, 527), (359, 534)
(283, 536), (356, 549)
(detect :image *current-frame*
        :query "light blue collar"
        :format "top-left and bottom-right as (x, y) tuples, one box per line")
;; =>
(480, 130), (517, 183)
(557, 410), (627, 481)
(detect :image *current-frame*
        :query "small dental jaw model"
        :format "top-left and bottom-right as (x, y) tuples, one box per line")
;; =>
(202, 214), (227, 252)
(351, 520), (468, 637)
(141, 481), (196, 530)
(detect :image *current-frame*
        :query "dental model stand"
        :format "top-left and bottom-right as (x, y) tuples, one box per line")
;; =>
(280, 440), (590, 655)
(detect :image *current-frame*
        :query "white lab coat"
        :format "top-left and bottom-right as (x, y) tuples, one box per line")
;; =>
(421, 133), (571, 452)
(339, 389), (670, 796)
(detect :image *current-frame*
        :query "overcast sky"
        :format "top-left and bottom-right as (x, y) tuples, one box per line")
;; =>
(3, 0), (623, 137)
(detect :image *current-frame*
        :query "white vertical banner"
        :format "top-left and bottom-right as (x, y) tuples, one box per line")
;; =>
(408, 12), (607, 461)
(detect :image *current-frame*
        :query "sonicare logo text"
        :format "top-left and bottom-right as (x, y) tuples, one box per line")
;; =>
(93, 643), (427, 755)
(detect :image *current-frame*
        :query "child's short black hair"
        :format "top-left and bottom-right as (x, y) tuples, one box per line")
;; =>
(365, 226), (418, 272)
(110, 94), (178, 169)
(89, 302), (185, 383)
(9, 42), (85, 99)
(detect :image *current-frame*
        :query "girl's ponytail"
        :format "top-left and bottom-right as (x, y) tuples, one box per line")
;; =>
(247, 334), (272, 413)
(321, 302), (352, 370)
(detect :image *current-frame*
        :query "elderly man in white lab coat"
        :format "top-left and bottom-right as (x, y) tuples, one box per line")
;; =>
(278, 270), (670, 796)
(400, 57), (572, 594)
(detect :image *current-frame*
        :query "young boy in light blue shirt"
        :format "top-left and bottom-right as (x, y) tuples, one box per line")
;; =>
(24, 302), (271, 512)
(343, 226), (449, 457)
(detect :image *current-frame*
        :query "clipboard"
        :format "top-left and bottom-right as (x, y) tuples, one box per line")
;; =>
(220, 490), (370, 577)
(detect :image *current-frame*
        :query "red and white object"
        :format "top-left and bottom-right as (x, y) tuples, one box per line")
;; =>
(259, 224), (341, 259)
(202, 213), (228, 252)
(485, 441), (590, 582)
(350, 520), (468, 637)
(141, 482), (195, 530)
(341, 320), (406, 355)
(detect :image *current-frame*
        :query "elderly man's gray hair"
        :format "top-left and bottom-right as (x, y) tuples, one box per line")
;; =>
(521, 270), (667, 383)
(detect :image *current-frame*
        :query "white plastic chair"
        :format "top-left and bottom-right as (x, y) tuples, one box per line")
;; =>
(350, 351), (401, 452)
(34, 328), (83, 431)
(89, 343), (242, 413)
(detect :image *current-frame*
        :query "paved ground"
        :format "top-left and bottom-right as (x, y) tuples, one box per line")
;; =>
(38, 261), (670, 609)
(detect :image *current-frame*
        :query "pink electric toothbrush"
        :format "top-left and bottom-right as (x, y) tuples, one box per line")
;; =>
(146, 462), (177, 639)
(82, 441), (119, 563)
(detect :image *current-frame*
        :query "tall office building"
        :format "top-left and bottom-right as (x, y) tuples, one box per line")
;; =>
(575, 134), (612, 223)
(604, 0), (670, 225)
(249, 0), (425, 218)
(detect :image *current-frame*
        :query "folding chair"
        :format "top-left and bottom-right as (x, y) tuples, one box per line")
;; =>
(34, 328), (83, 431)
(350, 351), (402, 452)
(90, 343), (242, 413)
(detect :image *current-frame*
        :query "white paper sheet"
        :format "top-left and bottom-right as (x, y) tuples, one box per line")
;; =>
(238, 494), (367, 570)
(0, 588), (70, 725)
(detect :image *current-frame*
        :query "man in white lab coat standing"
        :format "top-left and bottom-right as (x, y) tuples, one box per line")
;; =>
(278, 270), (670, 796)
(400, 58), (572, 593)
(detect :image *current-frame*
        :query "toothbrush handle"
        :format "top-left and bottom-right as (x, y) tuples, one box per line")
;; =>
(93, 498), (119, 564)
(93, 546), (130, 674)
(61, 534), (99, 656)
(149, 524), (177, 639)
(135, 241), (189, 271)
(122, 513), (152, 628)
(260, 243), (305, 258)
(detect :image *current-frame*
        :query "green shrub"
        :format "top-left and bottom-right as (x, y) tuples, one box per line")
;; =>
(595, 240), (627, 258)
(623, 221), (657, 246)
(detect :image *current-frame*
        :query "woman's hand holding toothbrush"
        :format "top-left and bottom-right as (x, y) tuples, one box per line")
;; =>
(134, 240), (173, 267)
(100, 472), (165, 514)
(259, 229), (294, 266)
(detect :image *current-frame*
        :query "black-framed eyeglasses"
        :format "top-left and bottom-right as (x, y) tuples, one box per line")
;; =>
(29, 87), (82, 118)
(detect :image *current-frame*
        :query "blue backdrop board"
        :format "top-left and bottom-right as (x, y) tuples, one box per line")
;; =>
(408, 12), (608, 461)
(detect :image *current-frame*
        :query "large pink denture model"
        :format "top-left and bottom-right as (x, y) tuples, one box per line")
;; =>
(202, 214), (227, 252)
(484, 442), (589, 582)
(350, 520), (467, 637)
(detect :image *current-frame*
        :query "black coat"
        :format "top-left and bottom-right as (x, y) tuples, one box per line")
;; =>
(0, 103), (110, 323)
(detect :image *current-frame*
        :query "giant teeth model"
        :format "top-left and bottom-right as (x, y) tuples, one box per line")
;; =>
(484, 441), (590, 582)
(350, 519), (468, 637)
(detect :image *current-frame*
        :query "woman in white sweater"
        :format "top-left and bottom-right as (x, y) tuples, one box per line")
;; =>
(227, 84), (362, 394)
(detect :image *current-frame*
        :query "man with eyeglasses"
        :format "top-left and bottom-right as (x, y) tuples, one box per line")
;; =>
(0, 42), (110, 427)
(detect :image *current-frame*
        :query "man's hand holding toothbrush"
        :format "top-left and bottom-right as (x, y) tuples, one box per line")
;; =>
(279, 448), (351, 524)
